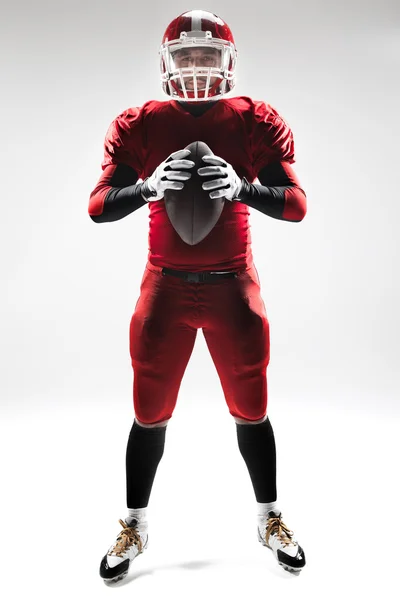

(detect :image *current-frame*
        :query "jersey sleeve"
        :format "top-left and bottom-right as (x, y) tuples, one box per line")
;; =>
(251, 100), (295, 175)
(88, 107), (145, 218)
(101, 107), (144, 175)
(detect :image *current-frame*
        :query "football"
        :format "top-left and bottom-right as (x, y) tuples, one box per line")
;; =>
(164, 141), (225, 245)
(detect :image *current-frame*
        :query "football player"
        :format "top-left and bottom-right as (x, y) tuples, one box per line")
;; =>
(89, 9), (307, 583)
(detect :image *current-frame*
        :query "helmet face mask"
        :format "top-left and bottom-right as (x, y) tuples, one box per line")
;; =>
(160, 12), (237, 102)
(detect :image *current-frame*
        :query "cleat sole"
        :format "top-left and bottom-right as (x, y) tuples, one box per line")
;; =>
(103, 571), (129, 585)
(279, 562), (302, 575)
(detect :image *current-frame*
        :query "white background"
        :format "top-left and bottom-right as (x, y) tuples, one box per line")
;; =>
(1, 0), (399, 598)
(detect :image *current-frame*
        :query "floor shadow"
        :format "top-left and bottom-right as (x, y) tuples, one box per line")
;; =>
(112, 558), (220, 587)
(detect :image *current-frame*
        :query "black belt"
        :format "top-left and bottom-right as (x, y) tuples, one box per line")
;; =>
(161, 267), (238, 283)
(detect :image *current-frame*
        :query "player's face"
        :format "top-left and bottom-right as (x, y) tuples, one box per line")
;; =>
(172, 47), (221, 91)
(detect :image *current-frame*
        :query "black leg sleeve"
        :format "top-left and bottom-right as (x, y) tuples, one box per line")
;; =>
(236, 417), (277, 503)
(126, 420), (167, 509)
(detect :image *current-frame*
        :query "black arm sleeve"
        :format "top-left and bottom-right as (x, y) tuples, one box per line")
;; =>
(90, 163), (153, 223)
(237, 161), (296, 221)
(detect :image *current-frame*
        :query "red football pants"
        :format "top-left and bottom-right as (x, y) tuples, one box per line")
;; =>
(129, 261), (270, 425)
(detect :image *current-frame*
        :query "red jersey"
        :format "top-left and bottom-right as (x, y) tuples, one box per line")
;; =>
(95, 96), (296, 271)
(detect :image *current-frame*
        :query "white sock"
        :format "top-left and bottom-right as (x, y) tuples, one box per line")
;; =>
(126, 507), (148, 527)
(257, 501), (280, 518)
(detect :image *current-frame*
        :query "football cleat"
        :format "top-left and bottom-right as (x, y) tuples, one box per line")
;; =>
(257, 511), (306, 574)
(99, 518), (148, 584)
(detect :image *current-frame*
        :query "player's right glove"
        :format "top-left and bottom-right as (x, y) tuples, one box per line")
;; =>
(141, 149), (195, 202)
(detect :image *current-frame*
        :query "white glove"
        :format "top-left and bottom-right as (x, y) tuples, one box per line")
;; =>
(197, 155), (242, 201)
(143, 149), (195, 201)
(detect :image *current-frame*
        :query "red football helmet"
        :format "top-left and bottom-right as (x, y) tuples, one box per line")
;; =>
(160, 10), (237, 102)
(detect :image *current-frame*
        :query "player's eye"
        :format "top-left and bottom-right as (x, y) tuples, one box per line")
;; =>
(202, 56), (217, 65)
(174, 54), (189, 65)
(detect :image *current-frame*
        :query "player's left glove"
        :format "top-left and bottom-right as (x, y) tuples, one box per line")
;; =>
(197, 155), (242, 201)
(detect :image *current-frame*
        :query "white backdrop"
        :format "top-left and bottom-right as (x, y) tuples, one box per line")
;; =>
(1, 0), (399, 598)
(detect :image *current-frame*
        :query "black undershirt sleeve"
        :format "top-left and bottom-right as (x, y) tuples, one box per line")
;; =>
(91, 159), (302, 223)
(236, 161), (295, 221)
(90, 163), (149, 223)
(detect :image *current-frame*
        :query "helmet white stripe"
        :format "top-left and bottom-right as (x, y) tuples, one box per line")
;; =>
(191, 9), (202, 31)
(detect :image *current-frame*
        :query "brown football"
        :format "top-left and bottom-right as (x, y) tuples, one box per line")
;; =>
(164, 141), (225, 245)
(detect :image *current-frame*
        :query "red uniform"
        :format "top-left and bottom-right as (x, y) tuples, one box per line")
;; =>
(89, 96), (305, 424)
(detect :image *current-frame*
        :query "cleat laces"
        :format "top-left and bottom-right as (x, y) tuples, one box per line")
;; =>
(108, 519), (143, 557)
(265, 515), (295, 548)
